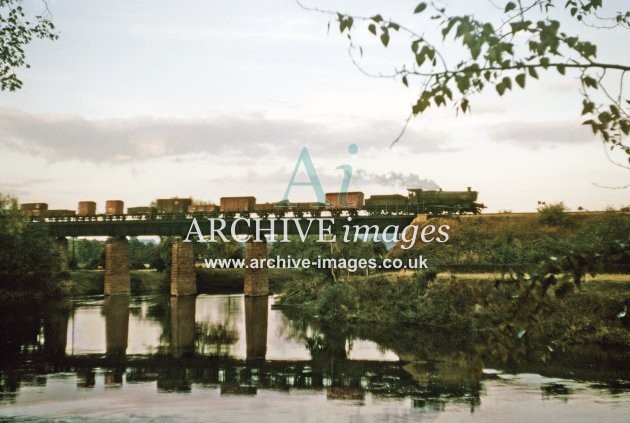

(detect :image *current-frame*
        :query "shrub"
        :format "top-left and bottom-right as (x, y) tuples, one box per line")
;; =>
(538, 202), (571, 227)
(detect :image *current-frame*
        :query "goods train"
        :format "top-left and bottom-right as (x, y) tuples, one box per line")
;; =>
(20, 188), (484, 220)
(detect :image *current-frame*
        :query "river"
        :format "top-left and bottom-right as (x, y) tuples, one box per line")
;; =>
(0, 294), (628, 422)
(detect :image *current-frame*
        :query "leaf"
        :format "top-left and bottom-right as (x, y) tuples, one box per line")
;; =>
(455, 75), (470, 93)
(368, 23), (377, 35)
(505, 2), (517, 12)
(441, 18), (458, 39)
(380, 31), (390, 47)
(582, 75), (598, 89)
(371, 14), (383, 23)
(598, 111), (611, 124)
(414, 2), (427, 14)
(416, 52), (425, 66)
(515, 73), (526, 88)
(338, 15), (353, 33)
(510, 20), (532, 34)
(496, 81), (506, 96)
(402, 75), (408, 87)
(540, 57), (550, 68)
(609, 104), (619, 116)
(528, 67), (539, 79)
(581, 100), (595, 115)
(461, 98), (469, 113)
(411, 39), (420, 53)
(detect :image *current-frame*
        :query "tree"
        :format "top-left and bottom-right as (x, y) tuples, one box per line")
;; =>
(0, 193), (62, 291)
(298, 0), (630, 162)
(0, 0), (58, 91)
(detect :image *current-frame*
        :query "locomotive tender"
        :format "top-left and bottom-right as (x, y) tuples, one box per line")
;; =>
(21, 188), (483, 220)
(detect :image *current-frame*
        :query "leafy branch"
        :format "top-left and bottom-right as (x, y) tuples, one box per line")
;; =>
(0, 0), (58, 91)
(298, 0), (630, 161)
(487, 237), (630, 362)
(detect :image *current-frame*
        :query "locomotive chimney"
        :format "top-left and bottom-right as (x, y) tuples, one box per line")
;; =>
(467, 186), (471, 191)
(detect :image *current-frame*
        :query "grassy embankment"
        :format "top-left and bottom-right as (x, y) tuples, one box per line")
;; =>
(277, 210), (630, 360)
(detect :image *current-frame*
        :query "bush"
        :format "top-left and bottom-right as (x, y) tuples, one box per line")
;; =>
(538, 202), (571, 227)
(317, 283), (356, 325)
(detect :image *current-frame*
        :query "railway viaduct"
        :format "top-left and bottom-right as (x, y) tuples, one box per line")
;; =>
(42, 214), (420, 297)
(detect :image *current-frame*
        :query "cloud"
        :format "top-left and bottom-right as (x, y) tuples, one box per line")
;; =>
(354, 169), (440, 190)
(0, 108), (452, 163)
(0, 177), (54, 198)
(488, 120), (597, 146)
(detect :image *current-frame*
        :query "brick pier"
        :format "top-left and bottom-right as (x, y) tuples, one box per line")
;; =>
(104, 237), (130, 295)
(244, 239), (269, 297)
(171, 238), (196, 296)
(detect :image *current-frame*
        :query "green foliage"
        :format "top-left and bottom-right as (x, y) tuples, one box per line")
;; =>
(317, 282), (356, 325)
(537, 202), (571, 227)
(304, 0), (630, 158)
(0, 193), (63, 292)
(128, 238), (163, 270)
(74, 239), (104, 269)
(194, 238), (242, 262)
(392, 213), (630, 273)
(0, 0), (58, 91)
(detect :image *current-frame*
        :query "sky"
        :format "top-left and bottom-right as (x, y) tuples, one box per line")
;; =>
(0, 0), (628, 213)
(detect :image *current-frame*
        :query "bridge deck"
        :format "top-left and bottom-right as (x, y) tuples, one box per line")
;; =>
(34, 215), (418, 237)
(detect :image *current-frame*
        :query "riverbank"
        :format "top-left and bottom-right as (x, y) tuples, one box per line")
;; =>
(59, 267), (295, 296)
(277, 270), (630, 363)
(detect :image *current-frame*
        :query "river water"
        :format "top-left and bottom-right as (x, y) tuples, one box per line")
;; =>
(0, 294), (628, 422)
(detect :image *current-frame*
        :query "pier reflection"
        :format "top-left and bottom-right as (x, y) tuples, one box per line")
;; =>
(103, 295), (129, 359)
(170, 296), (196, 358)
(244, 296), (268, 361)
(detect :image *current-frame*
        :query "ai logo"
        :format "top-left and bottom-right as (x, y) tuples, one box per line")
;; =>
(279, 144), (359, 207)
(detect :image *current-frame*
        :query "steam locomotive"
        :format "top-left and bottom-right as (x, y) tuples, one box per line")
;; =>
(20, 187), (484, 220)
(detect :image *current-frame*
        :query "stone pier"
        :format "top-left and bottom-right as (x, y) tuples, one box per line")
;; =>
(170, 296), (196, 358)
(170, 238), (196, 296)
(104, 237), (130, 295)
(104, 295), (129, 359)
(245, 296), (268, 361)
(244, 239), (268, 297)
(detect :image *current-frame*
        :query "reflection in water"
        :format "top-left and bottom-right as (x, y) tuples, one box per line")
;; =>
(244, 296), (268, 360)
(0, 293), (628, 422)
(170, 296), (195, 358)
(103, 295), (129, 359)
(42, 303), (70, 359)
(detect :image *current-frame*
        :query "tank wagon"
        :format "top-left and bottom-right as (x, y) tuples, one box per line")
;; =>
(77, 201), (96, 216)
(105, 200), (124, 215)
